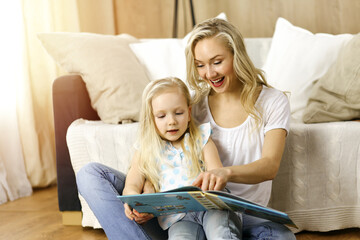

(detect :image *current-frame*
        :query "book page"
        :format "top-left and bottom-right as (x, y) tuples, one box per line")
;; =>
(188, 192), (222, 210)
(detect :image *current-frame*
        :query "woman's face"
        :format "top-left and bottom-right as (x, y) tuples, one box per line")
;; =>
(194, 37), (237, 94)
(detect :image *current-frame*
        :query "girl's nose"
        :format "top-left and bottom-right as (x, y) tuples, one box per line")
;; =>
(168, 114), (177, 125)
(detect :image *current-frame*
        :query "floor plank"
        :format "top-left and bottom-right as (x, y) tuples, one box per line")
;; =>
(0, 186), (106, 240)
(0, 186), (359, 239)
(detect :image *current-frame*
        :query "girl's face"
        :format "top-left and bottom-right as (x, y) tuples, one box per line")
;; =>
(151, 88), (191, 148)
(194, 37), (238, 94)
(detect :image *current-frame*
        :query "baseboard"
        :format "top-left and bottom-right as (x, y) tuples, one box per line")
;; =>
(62, 211), (82, 226)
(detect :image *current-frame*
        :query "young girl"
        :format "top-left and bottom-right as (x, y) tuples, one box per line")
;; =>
(122, 77), (241, 239)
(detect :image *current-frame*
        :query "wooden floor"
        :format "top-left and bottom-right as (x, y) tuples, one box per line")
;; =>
(0, 186), (359, 240)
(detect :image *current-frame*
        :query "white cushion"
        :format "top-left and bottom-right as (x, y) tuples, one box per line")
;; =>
(130, 38), (187, 82)
(244, 38), (272, 69)
(262, 18), (353, 121)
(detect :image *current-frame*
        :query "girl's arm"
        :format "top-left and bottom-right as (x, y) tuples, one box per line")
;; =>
(123, 151), (154, 223)
(193, 128), (287, 190)
(123, 151), (145, 196)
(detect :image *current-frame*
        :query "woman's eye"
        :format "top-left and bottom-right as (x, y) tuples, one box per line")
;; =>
(214, 61), (222, 65)
(175, 112), (183, 115)
(196, 63), (204, 68)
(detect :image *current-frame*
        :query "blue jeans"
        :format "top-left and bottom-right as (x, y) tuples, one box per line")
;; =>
(169, 210), (242, 239)
(76, 162), (296, 240)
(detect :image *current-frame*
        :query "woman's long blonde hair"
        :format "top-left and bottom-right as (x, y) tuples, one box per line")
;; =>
(138, 77), (205, 192)
(185, 18), (271, 126)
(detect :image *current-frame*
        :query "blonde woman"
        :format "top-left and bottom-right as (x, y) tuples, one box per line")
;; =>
(77, 77), (241, 240)
(185, 18), (296, 239)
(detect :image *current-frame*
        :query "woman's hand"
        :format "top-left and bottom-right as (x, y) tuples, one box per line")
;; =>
(192, 167), (230, 191)
(124, 203), (154, 224)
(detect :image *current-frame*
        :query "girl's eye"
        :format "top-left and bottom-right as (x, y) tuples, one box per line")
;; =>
(175, 112), (183, 115)
(156, 115), (165, 119)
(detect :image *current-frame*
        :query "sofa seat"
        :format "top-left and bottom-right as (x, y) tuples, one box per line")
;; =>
(67, 119), (360, 232)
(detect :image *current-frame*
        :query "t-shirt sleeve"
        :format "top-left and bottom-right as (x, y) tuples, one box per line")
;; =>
(198, 122), (212, 148)
(263, 91), (291, 135)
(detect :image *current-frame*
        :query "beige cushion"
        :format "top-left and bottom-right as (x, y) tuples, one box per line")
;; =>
(303, 34), (360, 123)
(38, 32), (150, 124)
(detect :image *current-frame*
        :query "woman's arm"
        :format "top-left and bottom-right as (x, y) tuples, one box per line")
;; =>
(193, 137), (225, 190)
(226, 128), (287, 183)
(193, 128), (287, 190)
(202, 137), (223, 171)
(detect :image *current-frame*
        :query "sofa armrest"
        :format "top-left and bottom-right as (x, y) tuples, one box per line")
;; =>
(52, 74), (100, 211)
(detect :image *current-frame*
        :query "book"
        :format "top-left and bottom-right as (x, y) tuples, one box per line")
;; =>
(118, 186), (296, 228)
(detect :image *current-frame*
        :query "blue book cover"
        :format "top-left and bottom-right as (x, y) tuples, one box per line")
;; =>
(118, 186), (296, 228)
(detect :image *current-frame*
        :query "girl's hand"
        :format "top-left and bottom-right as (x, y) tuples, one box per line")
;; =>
(192, 167), (230, 191)
(124, 203), (154, 224)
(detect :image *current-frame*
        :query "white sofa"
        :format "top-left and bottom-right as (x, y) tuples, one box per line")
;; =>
(65, 38), (360, 233)
(43, 16), (360, 234)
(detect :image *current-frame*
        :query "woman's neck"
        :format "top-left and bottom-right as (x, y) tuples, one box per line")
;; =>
(207, 83), (263, 128)
(209, 82), (243, 102)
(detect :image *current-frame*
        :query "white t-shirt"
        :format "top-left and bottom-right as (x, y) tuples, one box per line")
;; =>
(192, 86), (290, 206)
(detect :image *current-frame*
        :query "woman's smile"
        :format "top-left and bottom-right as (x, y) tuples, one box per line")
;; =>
(209, 76), (225, 87)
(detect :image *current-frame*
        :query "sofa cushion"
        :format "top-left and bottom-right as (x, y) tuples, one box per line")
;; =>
(262, 18), (353, 122)
(303, 34), (360, 123)
(130, 38), (187, 83)
(244, 38), (272, 69)
(38, 32), (150, 124)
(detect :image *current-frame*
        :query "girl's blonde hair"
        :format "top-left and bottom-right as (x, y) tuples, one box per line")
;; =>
(138, 77), (204, 192)
(185, 18), (271, 126)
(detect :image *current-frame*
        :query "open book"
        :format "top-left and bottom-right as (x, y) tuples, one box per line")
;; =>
(118, 186), (296, 228)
